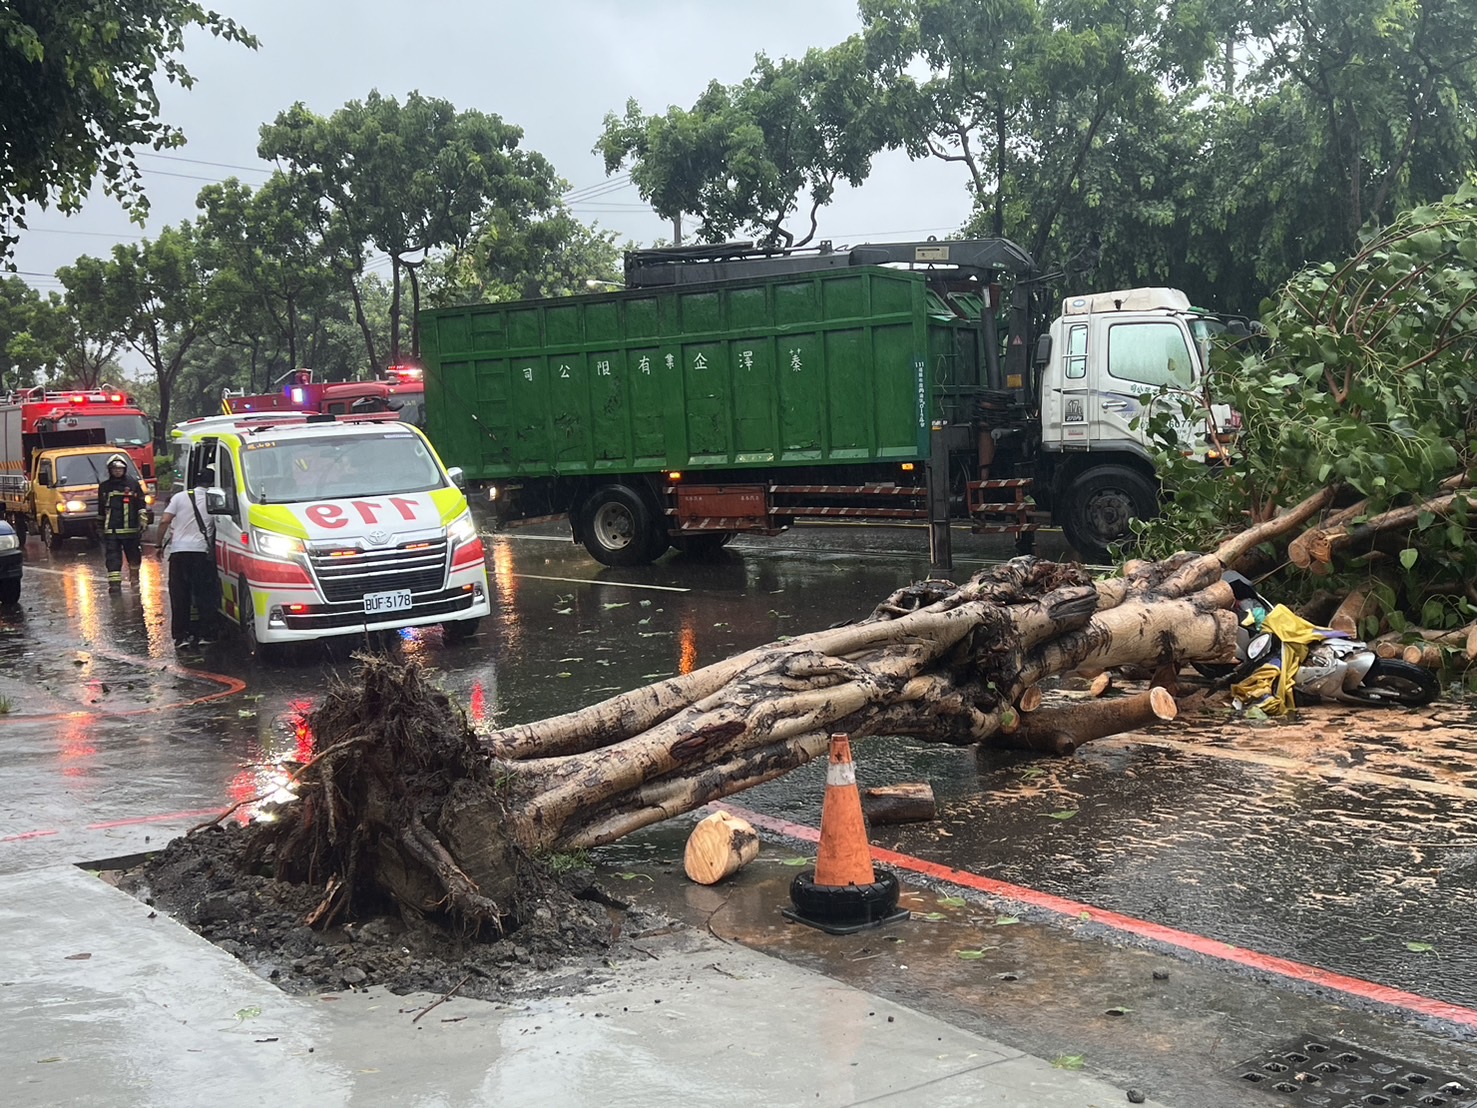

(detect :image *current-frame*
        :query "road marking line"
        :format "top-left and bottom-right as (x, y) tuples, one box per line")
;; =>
(717, 801), (1477, 1031)
(1098, 735), (1477, 802)
(512, 573), (689, 593)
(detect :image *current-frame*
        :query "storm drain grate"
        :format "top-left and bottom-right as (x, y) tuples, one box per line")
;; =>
(1227, 1036), (1476, 1108)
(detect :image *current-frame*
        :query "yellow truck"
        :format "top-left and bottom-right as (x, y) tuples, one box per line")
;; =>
(0, 444), (153, 549)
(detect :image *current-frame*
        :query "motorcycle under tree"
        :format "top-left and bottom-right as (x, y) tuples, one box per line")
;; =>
(1209, 572), (1440, 709)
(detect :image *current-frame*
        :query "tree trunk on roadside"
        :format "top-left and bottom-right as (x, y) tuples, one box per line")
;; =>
(243, 491), (1336, 933)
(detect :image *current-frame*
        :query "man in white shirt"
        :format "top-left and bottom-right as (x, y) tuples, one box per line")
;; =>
(155, 483), (220, 649)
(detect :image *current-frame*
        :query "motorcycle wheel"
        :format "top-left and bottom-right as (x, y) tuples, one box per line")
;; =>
(1338, 659), (1440, 708)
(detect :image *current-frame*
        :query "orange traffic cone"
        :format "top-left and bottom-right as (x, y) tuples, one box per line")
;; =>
(783, 733), (909, 935)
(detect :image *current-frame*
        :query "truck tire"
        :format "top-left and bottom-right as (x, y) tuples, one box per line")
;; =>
(671, 532), (734, 558)
(1060, 465), (1157, 564)
(39, 517), (63, 552)
(580, 485), (663, 567)
(442, 617), (481, 643)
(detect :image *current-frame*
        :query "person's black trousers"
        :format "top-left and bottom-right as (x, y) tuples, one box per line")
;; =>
(168, 551), (219, 642)
(103, 533), (142, 583)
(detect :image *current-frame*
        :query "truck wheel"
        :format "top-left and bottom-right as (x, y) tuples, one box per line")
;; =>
(671, 532), (734, 558)
(581, 485), (662, 566)
(1060, 465), (1157, 564)
(39, 518), (63, 552)
(442, 617), (481, 643)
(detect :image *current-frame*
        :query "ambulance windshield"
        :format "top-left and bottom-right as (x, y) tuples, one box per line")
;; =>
(241, 432), (445, 504)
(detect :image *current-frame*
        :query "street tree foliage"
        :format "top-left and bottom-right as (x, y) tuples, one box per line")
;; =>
(25, 86), (617, 423)
(597, 40), (892, 248)
(258, 91), (563, 364)
(1139, 186), (1477, 633)
(599, 0), (1477, 312)
(0, 276), (62, 390)
(424, 207), (622, 307)
(0, 0), (255, 260)
(58, 220), (221, 436)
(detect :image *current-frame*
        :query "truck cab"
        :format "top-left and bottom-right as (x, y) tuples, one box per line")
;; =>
(1031, 287), (1231, 558)
(173, 414), (490, 650)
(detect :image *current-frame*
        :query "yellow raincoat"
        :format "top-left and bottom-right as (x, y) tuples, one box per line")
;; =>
(1230, 604), (1325, 716)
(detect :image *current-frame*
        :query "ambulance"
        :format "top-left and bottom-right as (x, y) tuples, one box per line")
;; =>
(171, 413), (490, 648)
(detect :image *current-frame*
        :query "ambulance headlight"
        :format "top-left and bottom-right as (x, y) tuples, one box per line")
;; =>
(447, 512), (477, 545)
(255, 530), (305, 558)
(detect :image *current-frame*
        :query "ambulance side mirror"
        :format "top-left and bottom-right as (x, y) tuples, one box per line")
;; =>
(205, 486), (233, 515)
(445, 466), (465, 490)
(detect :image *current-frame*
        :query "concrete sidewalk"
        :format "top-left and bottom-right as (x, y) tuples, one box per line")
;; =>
(4, 863), (1164, 1108)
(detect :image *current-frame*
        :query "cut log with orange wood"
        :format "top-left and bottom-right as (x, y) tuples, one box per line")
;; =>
(1297, 485), (1475, 571)
(861, 783), (937, 826)
(1329, 585), (1372, 635)
(1089, 672), (1114, 697)
(1288, 472), (1472, 571)
(683, 810), (761, 885)
(1018, 686), (1043, 713)
(1402, 643), (1448, 669)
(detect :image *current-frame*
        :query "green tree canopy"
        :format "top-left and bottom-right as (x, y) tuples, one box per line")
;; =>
(0, 0), (255, 259)
(1139, 185), (1477, 629)
(597, 41), (893, 248)
(258, 91), (562, 364)
(58, 219), (221, 436)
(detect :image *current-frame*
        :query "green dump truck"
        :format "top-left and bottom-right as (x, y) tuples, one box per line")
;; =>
(421, 239), (1238, 567)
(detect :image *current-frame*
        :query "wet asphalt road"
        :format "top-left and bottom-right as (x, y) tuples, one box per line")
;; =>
(4, 519), (1477, 1102)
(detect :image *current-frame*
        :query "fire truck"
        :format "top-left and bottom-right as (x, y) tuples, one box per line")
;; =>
(221, 367), (425, 427)
(0, 387), (158, 546)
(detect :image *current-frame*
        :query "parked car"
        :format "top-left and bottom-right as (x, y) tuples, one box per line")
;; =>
(0, 518), (21, 604)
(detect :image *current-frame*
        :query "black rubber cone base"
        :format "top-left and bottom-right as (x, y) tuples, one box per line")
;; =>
(783, 867), (910, 935)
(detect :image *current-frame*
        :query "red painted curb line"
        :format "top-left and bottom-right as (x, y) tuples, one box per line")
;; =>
(716, 801), (1477, 1031)
(2, 808), (224, 844)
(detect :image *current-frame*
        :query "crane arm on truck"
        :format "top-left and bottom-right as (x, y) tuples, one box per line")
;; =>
(624, 237), (1037, 287)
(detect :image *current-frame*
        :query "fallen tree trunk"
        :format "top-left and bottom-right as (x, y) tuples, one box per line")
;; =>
(861, 783), (937, 826)
(244, 490), (1336, 932)
(1009, 687), (1178, 756)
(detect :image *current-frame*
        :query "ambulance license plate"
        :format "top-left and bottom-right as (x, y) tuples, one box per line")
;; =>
(364, 589), (413, 615)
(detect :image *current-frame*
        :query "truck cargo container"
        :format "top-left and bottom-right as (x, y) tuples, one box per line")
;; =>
(420, 239), (1236, 567)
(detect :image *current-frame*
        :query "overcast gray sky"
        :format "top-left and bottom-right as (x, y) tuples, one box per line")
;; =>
(14, 0), (974, 295)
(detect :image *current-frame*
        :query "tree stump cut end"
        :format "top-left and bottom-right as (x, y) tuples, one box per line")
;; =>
(684, 810), (760, 885)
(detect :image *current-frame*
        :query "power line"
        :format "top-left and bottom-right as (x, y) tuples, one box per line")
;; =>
(138, 152), (272, 176)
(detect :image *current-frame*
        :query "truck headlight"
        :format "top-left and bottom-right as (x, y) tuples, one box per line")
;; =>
(447, 512), (477, 545)
(62, 499), (87, 513)
(254, 530), (305, 558)
(0, 533), (17, 552)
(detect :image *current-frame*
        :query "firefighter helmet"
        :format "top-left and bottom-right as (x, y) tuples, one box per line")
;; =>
(106, 453), (128, 472)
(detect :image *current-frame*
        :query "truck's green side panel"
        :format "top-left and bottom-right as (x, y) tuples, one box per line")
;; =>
(421, 267), (981, 481)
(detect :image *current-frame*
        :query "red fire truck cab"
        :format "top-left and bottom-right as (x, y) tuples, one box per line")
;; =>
(222, 367), (425, 426)
(1, 388), (157, 480)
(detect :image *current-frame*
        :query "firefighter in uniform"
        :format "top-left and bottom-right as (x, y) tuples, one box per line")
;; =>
(97, 453), (146, 590)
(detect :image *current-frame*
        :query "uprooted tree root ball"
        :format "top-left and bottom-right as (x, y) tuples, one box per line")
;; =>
(246, 654), (532, 935)
(116, 654), (683, 998)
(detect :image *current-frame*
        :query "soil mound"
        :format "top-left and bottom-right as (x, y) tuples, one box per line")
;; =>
(116, 823), (681, 1001)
